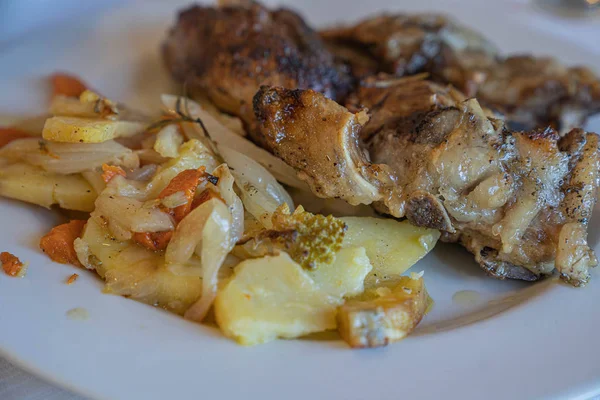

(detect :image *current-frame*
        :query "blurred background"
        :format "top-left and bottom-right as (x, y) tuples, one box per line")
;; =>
(0, 0), (120, 48)
(0, 0), (599, 49)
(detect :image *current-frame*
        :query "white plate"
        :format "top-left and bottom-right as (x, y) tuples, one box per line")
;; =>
(1, 1), (599, 399)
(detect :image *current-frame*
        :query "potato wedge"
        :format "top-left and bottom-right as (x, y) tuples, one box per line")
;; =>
(341, 217), (440, 288)
(0, 162), (96, 211)
(337, 275), (428, 348)
(215, 248), (372, 346)
(42, 116), (145, 143)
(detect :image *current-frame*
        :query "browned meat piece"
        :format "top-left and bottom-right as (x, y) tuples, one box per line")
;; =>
(322, 14), (600, 132)
(475, 57), (600, 132)
(321, 14), (497, 81)
(253, 84), (390, 205)
(253, 81), (599, 286)
(163, 1), (352, 146)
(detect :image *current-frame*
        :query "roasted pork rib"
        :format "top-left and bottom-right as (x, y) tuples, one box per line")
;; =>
(322, 14), (600, 132)
(162, 1), (352, 146)
(163, 2), (599, 284)
(253, 80), (599, 285)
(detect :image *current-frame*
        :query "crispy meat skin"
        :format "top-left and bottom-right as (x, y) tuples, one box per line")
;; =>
(162, 2), (352, 146)
(253, 82), (599, 285)
(322, 14), (600, 132)
(253, 85), (387, 205)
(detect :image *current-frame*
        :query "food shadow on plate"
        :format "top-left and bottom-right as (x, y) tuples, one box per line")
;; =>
(411, 241), (556, 336)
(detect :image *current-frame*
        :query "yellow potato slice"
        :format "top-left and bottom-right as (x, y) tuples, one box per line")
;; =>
(0, 162), (96, 211)
(337, 275), (428, 348)
(308, 246), (372, 298)
(341, 217), (440, 288)
(42, 116), (145, 143)
(215, 248), (372, 346)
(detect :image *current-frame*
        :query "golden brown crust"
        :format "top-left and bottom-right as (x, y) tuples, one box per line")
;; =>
(253, 86), (389, 205)
(162, 2), (352, 146)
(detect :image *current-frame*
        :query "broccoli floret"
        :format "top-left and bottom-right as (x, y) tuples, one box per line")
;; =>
(271, 205), (347, 270)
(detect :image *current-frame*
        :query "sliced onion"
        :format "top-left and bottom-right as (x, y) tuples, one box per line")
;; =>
(0, 138), (134, 174)
(218, 144), (293, 228)
(130, 206), (175, 233)
(81, 170), (106, 194)
(212, 164), (244, 243)
(141, 134), (157, 150)
(161, 190), (188, 209)
(135, 149), (168, 165)
(165, 198), (230, 265)
(74, 238), (95, 270)
(165, 198), (233, 322)
(154, 124), (184, 158)
(108, 175), (148, 200)
(161, 94), (308, 190)
(94, 192), (174, 240)
(126, 164), (158, 182)
(145, 139), (218, 198)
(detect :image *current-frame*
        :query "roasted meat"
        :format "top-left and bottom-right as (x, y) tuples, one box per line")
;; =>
(322, 14), (497, 80)
(322, 14), (600, 132)
(162, 1), (352, 146)
(253, 81), (599, 285)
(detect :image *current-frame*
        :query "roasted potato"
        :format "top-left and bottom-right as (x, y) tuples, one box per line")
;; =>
(341, 217), (439, 288)
(0, 162), (96, 211)
(308, 246), (372, 298)
(214, 248), (372, 346)
(42, 116), (145, 143)
(337, 275), (428, 348)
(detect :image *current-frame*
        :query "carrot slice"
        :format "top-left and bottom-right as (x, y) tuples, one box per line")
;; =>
(101, 164), (126, 183)
(1, 252), (24, 277)
(40, 220), (87, 267)
(50, 73), (87, 98)
(0, 127), (31, 148)
(132, 231), (173, 251)
(158, 168), (205, 222)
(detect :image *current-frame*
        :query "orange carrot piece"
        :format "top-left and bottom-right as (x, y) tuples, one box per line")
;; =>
(40, 220), (87, 267)
(158, 168), (205, 222)
(132, 231), (173, 251)
(66, 273), (79, 285)
(50, 73), (87, 98)
(101, 164), (126, 183)
(1, 252), (24, 277)
(0, 127), (31, 148)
